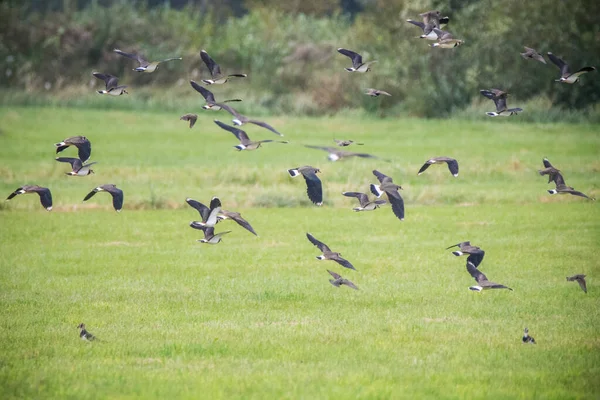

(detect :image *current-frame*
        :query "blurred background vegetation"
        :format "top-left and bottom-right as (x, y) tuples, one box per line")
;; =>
(0, 0), (598, 120)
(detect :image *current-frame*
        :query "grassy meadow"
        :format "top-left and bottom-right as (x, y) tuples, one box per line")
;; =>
(0, 106), (599, 399)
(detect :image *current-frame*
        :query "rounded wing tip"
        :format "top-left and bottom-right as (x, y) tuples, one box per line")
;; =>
(46, 207), (53, 211)
(453, 174), (459, 177)
(316, 202), (323, 206)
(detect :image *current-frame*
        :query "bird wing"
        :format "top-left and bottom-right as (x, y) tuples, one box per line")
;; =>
(201, 50), (221, 77)
(104, 186), (124, 211)
(33, 187), (52, 210)
(493, 96), (507, 113)
(446, 159), (459, 176)
(418, 161), (432, 175)
(214, 120), (249, 142)
(386, 190), (405, 220)
(190, 80), (215, 102)
(215, 102), (240, 118)
(114, 49), (148, 66)
(566, 189), (592, 199)
(542, 158), (554, 169)
(301, 170), (323, 205)
(342, 279), (359, 290)
(158, 57), (182, 63)
(342, 191), (369, 206)
(479, 90), (498, 100)
(372, 170), (392, 184)
(205, 197), (222, 226)
(93, 73), (119, 90)
(406, 19), (426, 30)
(306, 233), (331, 252)
(466, 250), (485, 268)
(186, 198), (210, 221)
(577, 277), (587, 293)
(337, 48), (362, 69)
(247, 119), (284, 136)
(466, 261), (488, 283)
(55, 157), (82, 170)
(226, 212), (258, 236)
(552, 172), (566, 186)
(547, 52), (570, 76)
(327, 269), (342, 280)
(333, 256), (356, 270)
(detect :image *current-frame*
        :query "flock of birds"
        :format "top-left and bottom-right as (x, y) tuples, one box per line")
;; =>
(3, 9), (595, 343)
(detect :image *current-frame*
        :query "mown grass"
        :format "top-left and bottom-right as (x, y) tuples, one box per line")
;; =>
(0, 107), (599, 399)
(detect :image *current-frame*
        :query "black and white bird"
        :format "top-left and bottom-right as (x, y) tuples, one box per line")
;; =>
(520, 46), (546, 64)
(78, 323), (97, 341)
(306, 233), (356, 270)
(480, 89), (523, 117)
(418, 157), (459, 177)
(190, 80), (242, 110)
(522, 327), (536, 344)
(180, 113), (198, 128)
(370, 170), (404, 221)
(214, 120), (287, 151)
(6, 185), (52, 211)
(466, 261), (512, 292)
(446, 241), (485, 268)
(92, 72), (128, 95)
(547, 52), (595, 84)
(288, 166), (323, 206)
(55, 136), (91, 163)
(186, 197), (221, 228)
(337, 48), (377, 72)
(327, 270), (359, 290)
(55, 157), (96, 176)
(566, 274), (587, 293)
(200, 50), (247, 84)
(217, 210), (258, 236)
(189, 223), (231, 244)
(114, 48), (181, 72)
(342, 191), (386, 211)
(83, 184), (124, 212)
(304, 145), (379, 162)
(216, 103), (284, 136)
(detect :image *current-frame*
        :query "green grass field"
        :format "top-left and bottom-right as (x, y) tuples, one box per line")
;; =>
(1, 107), (599, 399)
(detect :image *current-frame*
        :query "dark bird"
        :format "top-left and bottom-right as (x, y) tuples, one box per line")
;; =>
(520, 46), (546, 64)
(406, 10), (449, 40)
(446, 241), (485, 268)
(548, 173), (594, 200)
(466, 261), (512, 292)
(430, 29), (464, 48)
(55, 136), (91, 163)
(83, 184), (124, 212)
(567, 274), (587, 293)
(200, 50), (247, 84)
(370, 170), (404, 220)
(327, 270), (359, 290)
(538, 158), (561, 184)
(337, 48), (377, 72)
(189, 223), (231, 244)
(78, 323), (97, 341)
(306, 233), (355, 270)
(288, 166), (323, 206)
(6, 185), (52, 211)
(547, 52), (595, 84)
(216, 103), (284, 136)
(418, 157), (459, 177)
(190, 80), (242, 110)
(480, 89), (523, 117)
(342, 191), (386, 211)
(214, 120), (287, 150)
(522, 328), (536, 344)
(55, 157), (97, 176)
(334, 139), (363, 147)
(186, 197), (221, 227)
(217, 210), (258, 236)
(114, 48), (181, 72)
(180, 113), (197, 128)
(92, 72), (128, 95)
(304, 145), (379, 162)
(365, 88), (392, 97)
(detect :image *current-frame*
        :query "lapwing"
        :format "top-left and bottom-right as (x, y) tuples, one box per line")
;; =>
(217, 210), (258, 236)
(78, 323), (97, 341)
(306, 233), (355, 270)
(522, 328), (536, 344)
(327, 270), (359, 290)
(114, 48), (181, 73)
(92, 72), (128, 95)
(480, 89), (523, 117)
(189, 223), (231, 244)
(430, 29), (464, 48)
(466, 261), (512, 292)
(566, 274), (587, 293)
(6, 185), (52, 211)
(406, 10), (449, 40)
(186, 197), (221, 228)
(548, 173), (594, 200)
(520, 46), (546, 64)
(547, 52), (595, 84)
(365, 88), (392, 97)
(180, 114), (197, 128)
(200, 50), (247, 84)
(334, 139), (363, 147)
(214, 120), (287, 151)
(370, 170), (404, 221)
(55, 136), (91, 163)
(83, 184), (123, 212)
(55, 157), (97, 176)
(446, 241), (485, 268)
(418, 157), (459, 177)
(217, 103), (284, 136)
(304, 145), (379, 162)
(288, 166), (323, 206)
(190, 80), (242, 110)
(337, 48), (377, 72)
(342, 191), (386, 211)
(538, 158), (561, 184)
